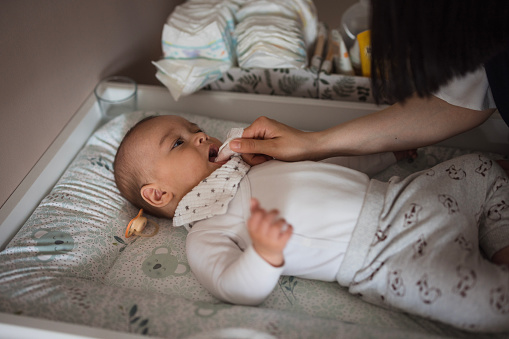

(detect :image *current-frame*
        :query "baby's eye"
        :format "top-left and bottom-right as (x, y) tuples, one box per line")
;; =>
(172, 138), (184, 149)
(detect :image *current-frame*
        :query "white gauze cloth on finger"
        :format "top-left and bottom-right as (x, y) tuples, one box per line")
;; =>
(215, 127), (244, 162)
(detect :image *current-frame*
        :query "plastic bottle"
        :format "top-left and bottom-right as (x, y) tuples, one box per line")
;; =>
(339, 0), (370, 75)
(340, 0), (370, 50)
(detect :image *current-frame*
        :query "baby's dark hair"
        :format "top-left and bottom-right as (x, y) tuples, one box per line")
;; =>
(113, 116), (168, 218)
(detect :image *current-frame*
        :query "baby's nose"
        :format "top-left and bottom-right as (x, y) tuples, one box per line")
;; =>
(195, 132), (208, 144)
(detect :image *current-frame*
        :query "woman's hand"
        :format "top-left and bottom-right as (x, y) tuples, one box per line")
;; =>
(232, 95), (495, 164)
(239, 153), (274, 166)
(231, 116), (320, 163)
(248, 198), (293, 267)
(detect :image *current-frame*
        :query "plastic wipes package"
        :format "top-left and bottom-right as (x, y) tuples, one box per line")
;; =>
(153, 59), (231, 100)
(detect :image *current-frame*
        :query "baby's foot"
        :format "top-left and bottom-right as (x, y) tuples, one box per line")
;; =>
(492, 246), (509, 268)
(496, 159), (509, 176)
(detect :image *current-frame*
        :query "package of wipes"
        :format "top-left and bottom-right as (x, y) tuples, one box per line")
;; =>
(153, 59), (231, 101)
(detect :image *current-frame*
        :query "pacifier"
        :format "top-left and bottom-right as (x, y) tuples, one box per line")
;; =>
(125, 209), (159, 238)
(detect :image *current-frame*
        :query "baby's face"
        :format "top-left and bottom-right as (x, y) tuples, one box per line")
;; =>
(135, 115), (224, 202)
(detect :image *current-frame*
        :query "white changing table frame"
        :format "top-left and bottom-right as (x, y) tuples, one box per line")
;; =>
(0, 84), (507, 338)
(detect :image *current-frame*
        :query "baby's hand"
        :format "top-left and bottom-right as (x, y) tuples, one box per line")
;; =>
(248, 198), (293, 267)
(393, 149), (418, 162)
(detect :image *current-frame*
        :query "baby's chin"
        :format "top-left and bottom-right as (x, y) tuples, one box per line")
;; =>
(213, 159), (229, 166)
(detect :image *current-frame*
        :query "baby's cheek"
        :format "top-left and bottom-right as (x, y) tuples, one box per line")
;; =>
(210, 137), (222, 146)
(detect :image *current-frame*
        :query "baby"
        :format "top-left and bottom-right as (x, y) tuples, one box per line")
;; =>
(114, 115), (509, 332)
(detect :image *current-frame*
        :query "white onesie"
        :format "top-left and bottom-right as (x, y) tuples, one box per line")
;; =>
(176, 154), (394, 305)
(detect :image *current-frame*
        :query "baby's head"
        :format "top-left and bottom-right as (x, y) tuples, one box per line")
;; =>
(114, 115), (224, 218)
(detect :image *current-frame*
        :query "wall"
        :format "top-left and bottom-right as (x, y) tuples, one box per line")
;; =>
(0, 0), (354, 209)
(0, 0), (184, 208)
(315, 0), (357, 29)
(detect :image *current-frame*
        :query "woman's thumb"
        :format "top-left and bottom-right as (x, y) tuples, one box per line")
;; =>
(230, 138), (262, 154)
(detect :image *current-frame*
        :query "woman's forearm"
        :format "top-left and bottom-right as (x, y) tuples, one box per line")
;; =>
(313, 94), (494, 157)
(231, 94), (494, 162)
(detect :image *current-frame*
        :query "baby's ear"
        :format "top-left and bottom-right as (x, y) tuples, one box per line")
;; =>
(141, 184), (173, 208)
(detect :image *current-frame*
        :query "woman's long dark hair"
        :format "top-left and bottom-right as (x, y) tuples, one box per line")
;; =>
(370, 0), (509, 104)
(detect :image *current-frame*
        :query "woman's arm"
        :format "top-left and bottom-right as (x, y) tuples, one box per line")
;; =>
(231, 94), (495, 162)
(315, 93), (495, 156)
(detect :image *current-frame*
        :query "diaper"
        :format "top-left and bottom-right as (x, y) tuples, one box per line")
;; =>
(156, 1), (239, 101)
(286, 0), (318, 48)
(154, 0), (317, 98)
(163, 3), (235, 62)
(235, 1), (300, 22)
(236, 0), (318, 49)
(234, 10), (308, 69)
(237, 32), (306, 58)
(238, 45), (307, 69)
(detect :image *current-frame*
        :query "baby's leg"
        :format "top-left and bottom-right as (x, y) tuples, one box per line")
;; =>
(478, 157), (509, 267)
(348, 154), (509, 332)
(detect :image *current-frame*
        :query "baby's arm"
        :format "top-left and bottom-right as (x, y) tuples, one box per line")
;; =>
(186, 221), (285, 305)
(248, 198), (293, 267)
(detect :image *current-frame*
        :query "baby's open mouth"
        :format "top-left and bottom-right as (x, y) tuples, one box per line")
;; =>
(209, 145), (219, 162)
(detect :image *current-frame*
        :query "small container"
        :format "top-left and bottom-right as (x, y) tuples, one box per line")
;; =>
(331, 29), (354, 75)
(94, 76), (138, 119)
(340, 0), (370, 50)
(339, 0), (370, 75)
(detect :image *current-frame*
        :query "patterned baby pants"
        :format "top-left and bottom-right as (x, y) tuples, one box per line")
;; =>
(339, 154), (509, 332)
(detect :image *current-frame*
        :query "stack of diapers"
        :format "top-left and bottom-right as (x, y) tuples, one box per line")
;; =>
(153, 0), (247, 101)
(154, 0), (318, 100)
(234, 0), (317, 69)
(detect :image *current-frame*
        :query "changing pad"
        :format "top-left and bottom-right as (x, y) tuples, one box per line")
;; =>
(0, 111), (507, 338)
